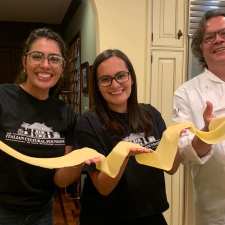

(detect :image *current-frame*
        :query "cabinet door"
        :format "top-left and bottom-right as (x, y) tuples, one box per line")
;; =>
(150, 50), (185, 225)
(152, 0), (185, 48)
(151, 50), (184, 125)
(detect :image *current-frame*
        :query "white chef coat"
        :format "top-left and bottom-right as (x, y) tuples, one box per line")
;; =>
(173, 69), (225, 225)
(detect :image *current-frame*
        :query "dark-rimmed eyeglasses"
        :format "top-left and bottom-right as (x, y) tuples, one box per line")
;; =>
(26, 51), (64, 67)
(98, 71), (130, 87)
(203, 28), (225, 44)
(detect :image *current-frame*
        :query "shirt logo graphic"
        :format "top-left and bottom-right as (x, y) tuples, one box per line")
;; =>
(123, 132), (160, 150)
(5, 122), (64, 146)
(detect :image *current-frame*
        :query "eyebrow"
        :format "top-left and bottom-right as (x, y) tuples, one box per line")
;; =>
(98, 71), (129, 77)
(205, 28), (225, 34)
(29, 51), (62, 56)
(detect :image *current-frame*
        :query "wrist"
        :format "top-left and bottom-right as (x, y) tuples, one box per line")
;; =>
(192, 136), (211, 157)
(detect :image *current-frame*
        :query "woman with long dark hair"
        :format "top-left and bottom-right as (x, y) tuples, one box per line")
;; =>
(0, 27), (86, 225)
(75, 49), (175, 225)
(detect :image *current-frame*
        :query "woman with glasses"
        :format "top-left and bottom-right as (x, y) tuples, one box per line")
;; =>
(0, 27), (88, 225)
(75, 49), (176, 225)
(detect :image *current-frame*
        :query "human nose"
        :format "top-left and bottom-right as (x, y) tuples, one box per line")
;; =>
(40, 56), (51, 67)
(110, 77), (120, 86)
(214, 32), (225, 43)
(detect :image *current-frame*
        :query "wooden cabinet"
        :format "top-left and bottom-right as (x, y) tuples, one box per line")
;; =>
(152, 0), (185, 48)
(150, 50), (184, 125)
(150, 1), (188, 225)
(150, 50), (185, 225)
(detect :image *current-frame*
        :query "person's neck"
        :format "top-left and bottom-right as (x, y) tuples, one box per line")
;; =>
(208, 64), (225, 82)
(108, 103), (127, 113)
(20, 83), (49, 100)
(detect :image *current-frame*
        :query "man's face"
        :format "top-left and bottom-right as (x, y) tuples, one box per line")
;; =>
(201, 16), (225, 68)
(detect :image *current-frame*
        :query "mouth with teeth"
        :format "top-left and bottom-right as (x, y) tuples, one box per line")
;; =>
(110, 89), (124, 95)
(37, 73), (53, 81)
(212, 46), (225, 54)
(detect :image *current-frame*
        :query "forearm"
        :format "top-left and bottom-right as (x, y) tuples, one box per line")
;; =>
(191, 124), (211, 157)
(166, 150), (181, 174)
(91, 156), (129, 196)
(192, 135), (211, 157)
(54, 165), (82, 188)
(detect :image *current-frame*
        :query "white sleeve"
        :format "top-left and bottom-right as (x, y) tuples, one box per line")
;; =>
(173, 87), (213, 164)
(178, 130), (214, 165)
(173, 87), (193, 123)
(211, 142), (225, 166)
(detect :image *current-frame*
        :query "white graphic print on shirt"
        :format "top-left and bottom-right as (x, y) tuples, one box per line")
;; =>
(123, 132), (160, 150)
(5, 122), (64, 146)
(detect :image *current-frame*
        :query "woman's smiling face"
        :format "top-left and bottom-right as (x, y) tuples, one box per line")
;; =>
(97, 56), (133, 113)
(22, 37), (64, 97)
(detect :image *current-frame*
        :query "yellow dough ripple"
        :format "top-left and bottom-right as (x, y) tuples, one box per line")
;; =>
(1, 117), (225, 178)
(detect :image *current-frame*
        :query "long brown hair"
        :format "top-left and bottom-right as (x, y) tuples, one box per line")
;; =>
(90, 49), (152, 136)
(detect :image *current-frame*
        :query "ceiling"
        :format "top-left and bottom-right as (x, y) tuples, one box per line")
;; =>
(0, 0), (79, 24)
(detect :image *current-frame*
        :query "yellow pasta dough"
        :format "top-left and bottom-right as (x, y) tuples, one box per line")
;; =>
(1, 117), (225, 178)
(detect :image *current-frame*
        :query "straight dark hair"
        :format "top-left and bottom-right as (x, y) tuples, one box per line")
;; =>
(192, 9), (225, 68)
(90, 49), (152, 136)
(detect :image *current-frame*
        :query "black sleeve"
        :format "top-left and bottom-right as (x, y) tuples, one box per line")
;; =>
(63, 106), (78, 147)
(74, 113), (108, 174)
(146, 104), (166, 138)
(154, 109), (166, 138)
(74, 114), (106, 152)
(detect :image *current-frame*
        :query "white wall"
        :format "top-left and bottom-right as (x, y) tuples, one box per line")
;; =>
(92, 0), (150, 102)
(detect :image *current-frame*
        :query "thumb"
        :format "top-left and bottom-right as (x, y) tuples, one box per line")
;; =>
(203, 101), (214, 128)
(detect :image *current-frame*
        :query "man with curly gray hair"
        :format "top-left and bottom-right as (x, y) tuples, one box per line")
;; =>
(173, 9), (225, 225)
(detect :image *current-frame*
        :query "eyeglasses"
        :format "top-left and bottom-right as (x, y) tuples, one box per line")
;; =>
(26, 51), (64, 67)
(98, 71), (130, 87)
(203, 28), (225, 44)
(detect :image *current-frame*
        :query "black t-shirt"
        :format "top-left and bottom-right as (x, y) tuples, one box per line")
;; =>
(75, 104), (169, 224)
(0, 84), (77, 212)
